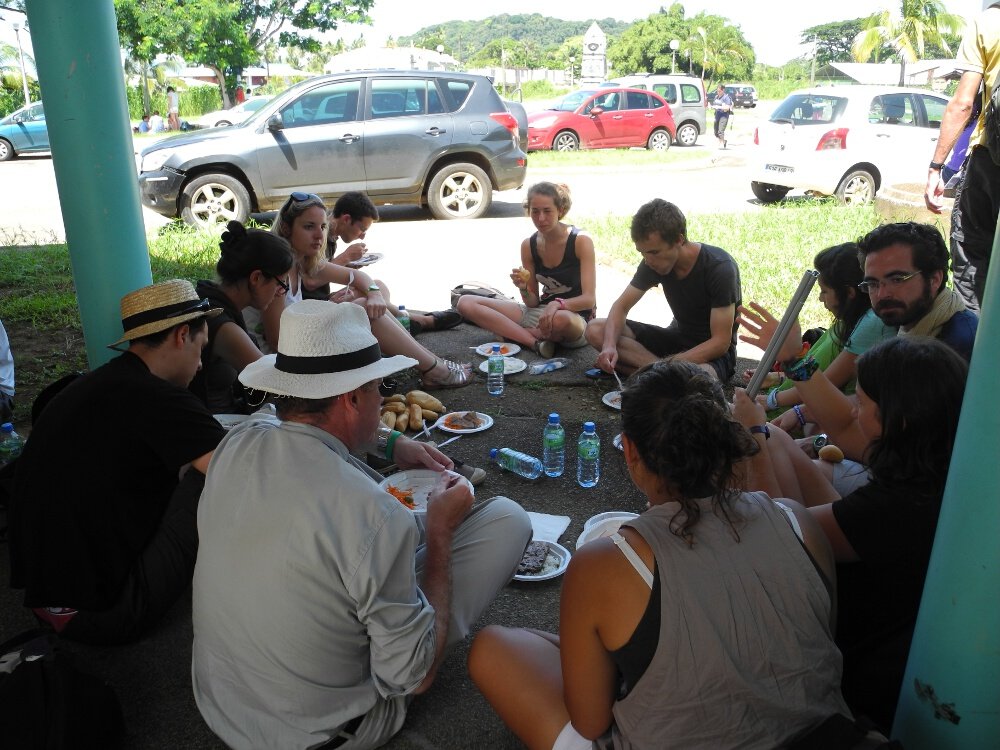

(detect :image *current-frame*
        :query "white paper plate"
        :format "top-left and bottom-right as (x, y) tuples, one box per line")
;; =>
(214, 413), (251, 430)
(434, 412), (494, 434)
(514, 541), (572, 582)
(346, 252), (383, 268)
(613, 433), (624, 451)
(602, 390), (622, 410)
(576, 513), (639, 549)
(478, 357), (526, 375)
(378, 469), (473, 514)
(475, 342), (521, 357)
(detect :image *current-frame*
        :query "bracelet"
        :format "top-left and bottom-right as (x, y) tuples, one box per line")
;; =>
(375, 424), (392, 456)
(519, 288), (530, 298)
(792, 404), (806, 427)
(385, 430), (402, 461)
(555, 297), (567, 310)
(749, 424), (770, 440)
(929, 161), (945, 171)
(766, 388), (780, 411)
(784, 355), (819, 382)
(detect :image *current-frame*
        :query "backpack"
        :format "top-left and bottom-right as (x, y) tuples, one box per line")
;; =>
(449, 282), (514, 309)
(0, 630), (125, 749)
(985, 73), (1000, 166)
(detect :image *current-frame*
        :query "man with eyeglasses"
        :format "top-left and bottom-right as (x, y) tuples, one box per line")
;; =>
(858, 223), (978, 361)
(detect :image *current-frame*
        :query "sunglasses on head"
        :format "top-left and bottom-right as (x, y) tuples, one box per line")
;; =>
(289, 191), (322, 203)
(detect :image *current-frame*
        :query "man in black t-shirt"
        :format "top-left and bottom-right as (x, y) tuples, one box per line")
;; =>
(9, 280), (226, 645)
(586, 199), (741, 381)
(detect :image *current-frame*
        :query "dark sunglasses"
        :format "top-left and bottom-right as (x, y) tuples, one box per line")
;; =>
(289, 191), (322, 203)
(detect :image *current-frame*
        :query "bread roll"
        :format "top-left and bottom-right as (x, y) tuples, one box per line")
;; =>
(408, 403), (423, 432)
(380, 411), (396, 429)
(818, 444), (844, 463)
(394, 412), (409, 431)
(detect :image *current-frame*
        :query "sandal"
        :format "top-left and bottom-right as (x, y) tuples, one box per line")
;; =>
(420, 359), (473, 389)
(427, 310), (463, 331)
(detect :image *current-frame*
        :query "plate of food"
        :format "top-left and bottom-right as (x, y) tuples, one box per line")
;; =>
(214, 413), (251, 430)
(602, 390), (622, 410)
(576, 512), (640, 550)
(478, 357), (526, 375)
(474, 342), (521, 357)
(346, 252), (383, 268)
(435, 411), (494, 434)
(379, 469), (473, 514)
(514, 540), (571, 582)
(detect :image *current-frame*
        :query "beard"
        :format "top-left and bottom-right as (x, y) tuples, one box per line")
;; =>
(875, 278), (935, 327)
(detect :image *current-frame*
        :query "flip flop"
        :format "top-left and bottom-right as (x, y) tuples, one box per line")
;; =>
(428, 310), (463, 331)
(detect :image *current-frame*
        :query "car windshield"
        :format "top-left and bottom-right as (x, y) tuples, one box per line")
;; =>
(553, 90), (598, 111)
(771, 94), (847, 125)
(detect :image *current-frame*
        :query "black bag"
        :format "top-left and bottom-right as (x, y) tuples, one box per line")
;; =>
(450, 282), (513, 309)
(0, 630), (125, 749)
(986, 73), (1000, 166)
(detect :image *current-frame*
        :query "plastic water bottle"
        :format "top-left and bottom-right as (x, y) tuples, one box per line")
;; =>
(542, 413), (565, 477)
(0, 422), (25, 468)
(397, 305), (410, 331)
(577, 421), (600, 488)
(487, 344), (505, 396)
(528, 357), (570, 375)
(490, 447), (543, 479)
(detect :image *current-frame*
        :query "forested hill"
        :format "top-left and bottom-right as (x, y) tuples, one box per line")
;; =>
(398, 13), (632, 64)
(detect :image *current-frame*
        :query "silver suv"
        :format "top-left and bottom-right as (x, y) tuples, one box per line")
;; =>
(137, 71), (528, 227)
(605, 74), (707, 146)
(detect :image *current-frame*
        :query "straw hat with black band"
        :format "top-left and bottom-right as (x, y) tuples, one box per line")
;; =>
(109, 279), (221, 348)
(240, 300), (416, 399)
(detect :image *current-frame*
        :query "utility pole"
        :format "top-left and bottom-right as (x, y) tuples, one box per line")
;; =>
(11, 19), (31, 105)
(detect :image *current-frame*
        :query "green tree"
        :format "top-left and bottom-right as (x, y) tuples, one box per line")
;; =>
(852, 0), (966, 85)
(801, 18), (891, 66)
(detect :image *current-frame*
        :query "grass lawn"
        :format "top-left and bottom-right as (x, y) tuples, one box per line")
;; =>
(527, 146), (708, 170)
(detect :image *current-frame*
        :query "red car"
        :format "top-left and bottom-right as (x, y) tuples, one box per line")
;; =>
(527, 87), (676, 152)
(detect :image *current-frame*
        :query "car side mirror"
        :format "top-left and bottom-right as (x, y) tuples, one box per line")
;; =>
(589, 107), (605, 116)
(266, 113), (284, 131)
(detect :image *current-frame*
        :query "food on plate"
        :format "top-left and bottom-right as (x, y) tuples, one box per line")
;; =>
(443, 411), (484, 430)
(385, 484), (416, 510)
(406, 390), (445, 413)
(380, 412), (396, 429)
(408, 403), (423, 431)
(517, 541), (549, 575)
(818, 444), (845, 463)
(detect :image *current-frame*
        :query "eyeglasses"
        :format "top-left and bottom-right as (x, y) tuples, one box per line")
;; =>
(271, 274), (290, 295)
(289, 191), (322, 203)
(857, 270), (922, 294)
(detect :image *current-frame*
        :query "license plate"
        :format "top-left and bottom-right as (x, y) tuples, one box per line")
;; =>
(765, 164), (794, 174)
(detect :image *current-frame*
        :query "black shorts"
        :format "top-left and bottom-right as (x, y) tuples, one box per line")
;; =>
(626, 319), (735, 382)
(950, 146), (999, 312)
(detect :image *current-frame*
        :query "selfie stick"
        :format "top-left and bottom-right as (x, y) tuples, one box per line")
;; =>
(745, 269), (819, 400)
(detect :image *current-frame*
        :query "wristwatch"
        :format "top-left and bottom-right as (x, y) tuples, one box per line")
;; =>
(929, 161), (945, 171)
(812, 433), (829, 450)
(749, 424), (770, 440)
(367, 284), (381, 293)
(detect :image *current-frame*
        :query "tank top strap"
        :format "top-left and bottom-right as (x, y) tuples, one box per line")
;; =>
(528, 231), (541, 268)
(611, 532), (654, 588)
(565, 226), (578, 260)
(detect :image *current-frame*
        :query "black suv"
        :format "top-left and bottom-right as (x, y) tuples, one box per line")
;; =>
(709, 85), (758, 109)
(137, 71), (528, 227)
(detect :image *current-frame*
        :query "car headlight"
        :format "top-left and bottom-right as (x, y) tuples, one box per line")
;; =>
(140, 148), (176, 173)
(529, 116), (557, 130)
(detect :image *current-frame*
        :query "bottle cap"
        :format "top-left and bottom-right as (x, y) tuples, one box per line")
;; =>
(584, 421), (595, 432)
(489, 448), (498, 459)
(492, 344), (500, 353)
(1, 423), (12, 432)
(548, 413), (559, 423)
(399, 305), (406, 311)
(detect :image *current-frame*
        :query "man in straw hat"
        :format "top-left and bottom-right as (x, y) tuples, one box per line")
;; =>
(8, 280), (226, 645)
(192, 300), (531, 750)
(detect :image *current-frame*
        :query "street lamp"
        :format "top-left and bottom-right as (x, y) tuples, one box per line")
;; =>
(670, 39), (680, 75)
(568, 56), (575, 87)
(436, 44), (444, 71)
(11, 20), (31, 106)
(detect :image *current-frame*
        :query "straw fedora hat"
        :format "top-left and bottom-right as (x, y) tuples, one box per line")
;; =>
(240, 300), (417, 399)
(109, 279), (220, 347)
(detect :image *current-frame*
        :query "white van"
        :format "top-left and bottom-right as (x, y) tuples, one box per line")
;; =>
(605, 74), (707, 146)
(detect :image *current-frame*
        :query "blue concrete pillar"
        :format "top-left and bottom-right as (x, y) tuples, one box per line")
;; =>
(25, 0), (152, 367)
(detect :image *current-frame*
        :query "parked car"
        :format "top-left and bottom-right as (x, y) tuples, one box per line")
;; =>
(527, 87), (676, 152)
(749, 85), (949, 205)
(604, 74), (706, 146)
(729, 84), (758, 108)
(0, 102), (49, 161)
(193, 96), (271, 128)
(137, 71), (527, 227)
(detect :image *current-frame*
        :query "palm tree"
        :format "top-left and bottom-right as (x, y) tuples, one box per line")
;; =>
(852, 0), (965, 85)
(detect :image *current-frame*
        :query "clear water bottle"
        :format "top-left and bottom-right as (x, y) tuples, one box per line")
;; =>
(577, 421), (600, 488)
(490, 447), (543, 479)
(542, 413), (565, 477)
(0, 422), (25, 468)
(528, 357), (571, 375)
(397, 305), (410, 331)
(487, 344), (505, 396)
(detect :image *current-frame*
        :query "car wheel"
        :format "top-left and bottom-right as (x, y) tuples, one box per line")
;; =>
(676, 123), (698, 147)
(552, 130), (579, 151)
(646, 129), (671, 151)
(750, 181), (791, 204)
(179, 173), (251, 228)
(214, 120), (232, 127)
(835, 169), (876, 205)
(427, 162), (492, 220)
(0, 138), (14, 162)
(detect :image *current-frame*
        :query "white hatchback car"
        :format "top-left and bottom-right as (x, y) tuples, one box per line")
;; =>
(749, 85), (949, 205)
(193, 96), (270, 129)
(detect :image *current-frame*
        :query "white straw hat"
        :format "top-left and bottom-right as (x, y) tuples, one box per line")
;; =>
(239, 300), (417, 399)
(109, 279), (220, 347)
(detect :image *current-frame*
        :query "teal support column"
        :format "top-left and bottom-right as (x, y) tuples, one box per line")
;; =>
(25, 0), (152, 367)
(892, 227), (1000, 746)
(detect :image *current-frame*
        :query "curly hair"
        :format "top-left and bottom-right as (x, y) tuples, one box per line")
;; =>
(523, 182), (572, 218)
(857, 336), (967, 500)
(857, 222), (949, 295)
(630, 198), (686, 245)
(813, 242), (869, 347)
(621, 360), (759, 544)
(217, 221), (293, 285)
